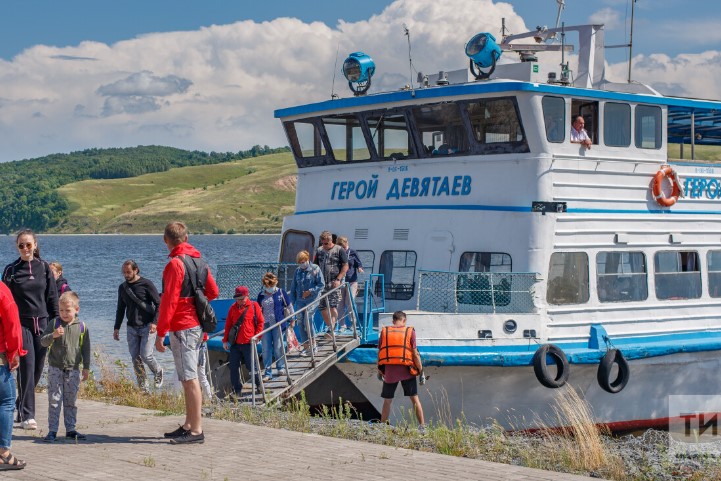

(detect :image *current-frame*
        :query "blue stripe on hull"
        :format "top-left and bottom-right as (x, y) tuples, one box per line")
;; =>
(346, 330), (721, 366)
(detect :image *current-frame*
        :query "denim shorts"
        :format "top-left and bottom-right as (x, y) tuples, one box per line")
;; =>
(169, 326), (203, 382)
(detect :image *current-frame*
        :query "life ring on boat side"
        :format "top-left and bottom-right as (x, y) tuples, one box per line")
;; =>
(596, 349), (630, 394)
(532, 344), (570, 389)
(651, 166), (681, 207)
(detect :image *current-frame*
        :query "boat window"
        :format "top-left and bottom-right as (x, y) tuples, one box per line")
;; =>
(459, 252), (511, 273)
(355, 250), (375, 297)
(285, 120), (326, 159)
(596, 252), (647, 302)
(707, 250), (721, 298)
(547, 252), (589, 305)
(635, 105), (662, 149)
(411, 103), (469, 156)
(465, 97), (529, 154)
(571, 99), (598, 145)
(654, 251), (701, 300)
(542, 96), (565, 143)
(604, 103), (631, 147)
(376, 250), (416, 300)
(322, 114), (372, 162)
(367, 112), (416, 161)
(280, 230), (315, 263)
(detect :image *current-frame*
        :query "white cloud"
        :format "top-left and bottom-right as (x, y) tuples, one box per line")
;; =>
(0, 0), (718, 162)
(589, 8), (621, 30)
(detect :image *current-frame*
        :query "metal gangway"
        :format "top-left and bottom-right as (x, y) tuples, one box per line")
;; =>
(209, 262), (386, 406)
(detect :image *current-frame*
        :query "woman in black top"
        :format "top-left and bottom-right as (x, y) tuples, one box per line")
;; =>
(2, 229), (58, 429)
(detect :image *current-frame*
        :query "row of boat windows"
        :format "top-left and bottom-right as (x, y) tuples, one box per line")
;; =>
(548, 250), (721, 305)
(284, 97), (529, 167)
(283, 96), (664, 168)
(543, 97), (662, 149)
(354, 250), (511, 301)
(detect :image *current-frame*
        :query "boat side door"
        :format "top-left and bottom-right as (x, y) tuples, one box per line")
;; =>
(419, 231), (455, 272)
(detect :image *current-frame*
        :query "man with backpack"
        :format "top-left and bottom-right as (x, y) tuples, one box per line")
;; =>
(114, 260), (163, 391)
(155, 222), (219, 445)
(222, 286), (264, 397)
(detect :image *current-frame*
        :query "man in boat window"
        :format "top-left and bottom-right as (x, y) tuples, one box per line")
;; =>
(570, 115), (592, 150)
(313, 231), (348, 333)
(377, 310), (425, 428)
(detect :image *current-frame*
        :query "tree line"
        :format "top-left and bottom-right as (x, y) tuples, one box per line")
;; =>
(0, 145), (289, 233)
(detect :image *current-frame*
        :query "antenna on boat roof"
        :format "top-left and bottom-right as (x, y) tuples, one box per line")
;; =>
(554, 0), (566, 30)
(330, 42), (341, 100)
(403, 23), (416, 97)
(627, 0), (637, 83)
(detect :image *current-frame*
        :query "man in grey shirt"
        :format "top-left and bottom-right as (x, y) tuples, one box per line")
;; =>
(314, 231), (348, 334)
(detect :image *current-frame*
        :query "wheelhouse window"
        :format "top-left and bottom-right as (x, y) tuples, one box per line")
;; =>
(547, 252), (589, 305)
(376, 250), (416, 300)
(596, 252), (647, 302)
(411, 102), (469, 156)
(542, 96), (565, 143)
(708, 250), (721, 298)
(459, 252), (511, 272)
(654, 251), (701, 300)
(367, 112), (415, 161)
(571, 99), (598, 146)
(635, 105), (662, 149)
(285, 121), (326, 159)
(465, 97), (529, 154)
(322, 114), (372, 162)
(604, 103), (631, 147)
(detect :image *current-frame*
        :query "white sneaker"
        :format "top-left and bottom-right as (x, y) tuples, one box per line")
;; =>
(154, 368), (164, 389)
(21, 419), (37, 430)
(276, 369), (287, 377)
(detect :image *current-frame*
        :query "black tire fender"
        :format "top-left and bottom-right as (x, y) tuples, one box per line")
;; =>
(597, 349), (630, 394)
(532, 344), (570, 388)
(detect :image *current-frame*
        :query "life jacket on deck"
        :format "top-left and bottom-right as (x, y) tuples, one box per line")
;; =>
(378, 326), (419, 376)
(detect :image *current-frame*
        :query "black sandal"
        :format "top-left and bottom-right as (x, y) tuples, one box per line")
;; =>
(0, 451), (26, 470)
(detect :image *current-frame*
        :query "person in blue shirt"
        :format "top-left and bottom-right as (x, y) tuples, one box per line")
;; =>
(290, 251), (324, 356)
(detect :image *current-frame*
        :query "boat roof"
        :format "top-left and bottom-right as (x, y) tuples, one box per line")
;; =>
(275, 80), (721, 146)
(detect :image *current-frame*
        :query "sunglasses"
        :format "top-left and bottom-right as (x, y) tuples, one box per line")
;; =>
(17, 243), (33, 249)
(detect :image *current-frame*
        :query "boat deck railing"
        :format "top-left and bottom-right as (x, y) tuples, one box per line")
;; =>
(416, 270), (540, 314)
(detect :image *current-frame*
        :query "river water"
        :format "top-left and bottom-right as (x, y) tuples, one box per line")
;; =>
(2, 234), (280, 378)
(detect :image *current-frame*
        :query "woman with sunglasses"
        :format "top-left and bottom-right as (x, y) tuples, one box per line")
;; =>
(1, 229), (58, 430)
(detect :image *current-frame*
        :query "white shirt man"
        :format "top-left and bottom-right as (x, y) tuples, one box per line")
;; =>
(570, 116), (592, 150)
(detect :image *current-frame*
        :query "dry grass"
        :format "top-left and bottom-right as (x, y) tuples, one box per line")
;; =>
(80, 351), (185, 414)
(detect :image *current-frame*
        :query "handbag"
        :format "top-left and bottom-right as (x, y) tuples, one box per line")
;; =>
(285, 324), (301, 354)
(227, 306), (250, 346)
(276, 290), (294, 331)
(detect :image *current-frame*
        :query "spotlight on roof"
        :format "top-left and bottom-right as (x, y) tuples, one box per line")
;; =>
(465, 33), (502, 80)
(342, 52), (375, 96)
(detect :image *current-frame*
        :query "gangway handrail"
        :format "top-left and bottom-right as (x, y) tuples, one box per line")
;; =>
(246, 282), (360, 405)
(362, 273), (385, 341)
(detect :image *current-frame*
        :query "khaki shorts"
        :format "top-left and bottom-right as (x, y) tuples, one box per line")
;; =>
(169, 326), (202, 382)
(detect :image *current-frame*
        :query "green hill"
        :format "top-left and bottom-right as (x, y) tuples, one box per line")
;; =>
(54, 152), (297, 234)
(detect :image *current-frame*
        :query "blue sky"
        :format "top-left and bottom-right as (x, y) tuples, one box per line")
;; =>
(0, 0), (720, 162)
(2, 0), (718, 61)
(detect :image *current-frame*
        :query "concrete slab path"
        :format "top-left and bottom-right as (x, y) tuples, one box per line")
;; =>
(3, 397), (602, 480)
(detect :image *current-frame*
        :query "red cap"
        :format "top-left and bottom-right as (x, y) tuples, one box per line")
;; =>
(233, 286), (249, 298)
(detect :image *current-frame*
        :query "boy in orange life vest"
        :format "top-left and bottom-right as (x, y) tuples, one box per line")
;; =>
(377, 311), (425, 427)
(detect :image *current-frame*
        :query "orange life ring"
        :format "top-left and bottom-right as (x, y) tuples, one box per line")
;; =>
(652, 166), (681, 207)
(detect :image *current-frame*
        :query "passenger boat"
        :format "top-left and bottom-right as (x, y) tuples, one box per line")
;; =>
(209, 13), (721, 430)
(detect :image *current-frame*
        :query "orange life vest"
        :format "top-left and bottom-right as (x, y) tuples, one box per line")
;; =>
(378, 326), (419, 375)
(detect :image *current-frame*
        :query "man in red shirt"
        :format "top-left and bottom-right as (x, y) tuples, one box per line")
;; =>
(155, 222), (218, 444)
(222, 286), (264, 396)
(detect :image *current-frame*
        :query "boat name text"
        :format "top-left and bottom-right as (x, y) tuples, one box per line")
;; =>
(330, 175), (472, 201)
(684, 177), (721, 199)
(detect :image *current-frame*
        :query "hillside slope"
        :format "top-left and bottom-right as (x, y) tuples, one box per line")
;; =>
(54, 152), (297, 234)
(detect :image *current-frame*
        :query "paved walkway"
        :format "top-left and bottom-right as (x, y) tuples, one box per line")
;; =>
(4, 397), (601, 481)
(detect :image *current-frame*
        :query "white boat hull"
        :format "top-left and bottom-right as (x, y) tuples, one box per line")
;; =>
(337, 350), (721, 429)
